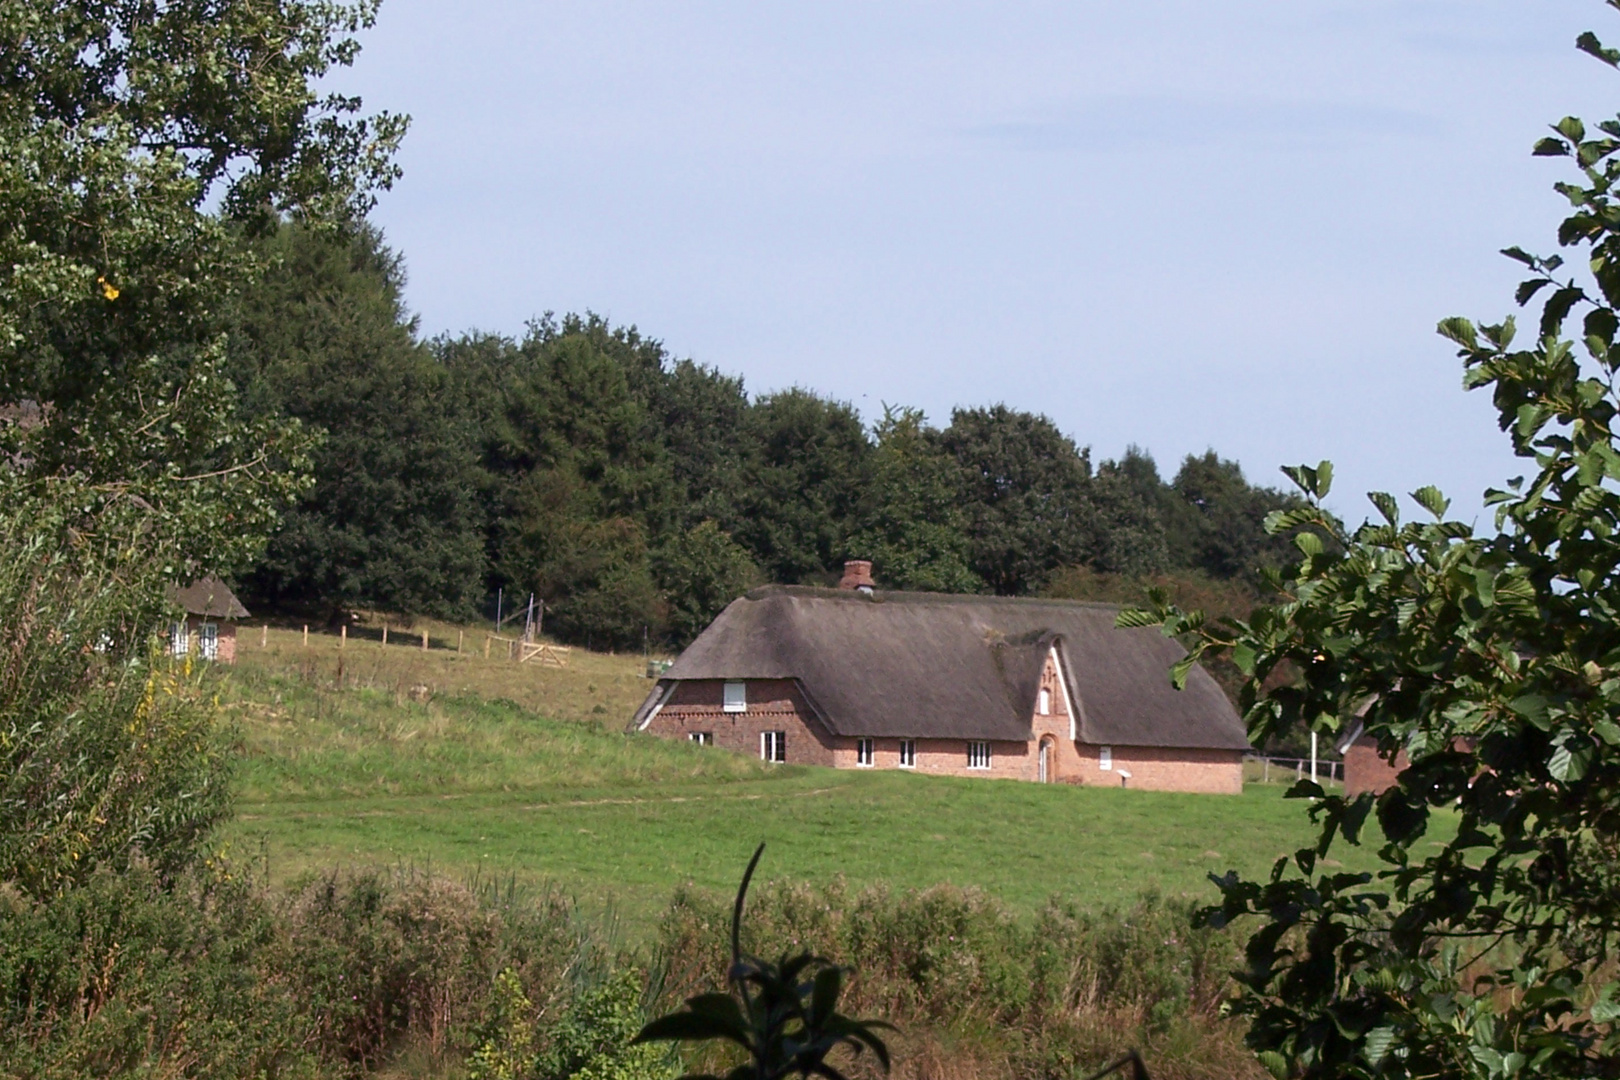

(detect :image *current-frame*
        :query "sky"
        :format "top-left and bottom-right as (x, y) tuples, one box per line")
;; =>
(333, 1), (1619, 527)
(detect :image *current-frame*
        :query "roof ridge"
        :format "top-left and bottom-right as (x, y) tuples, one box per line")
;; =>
(742, 584), (1123, 612)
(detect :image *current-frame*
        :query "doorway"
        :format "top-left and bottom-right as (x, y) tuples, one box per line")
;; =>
(1038, 738), (1053, 783)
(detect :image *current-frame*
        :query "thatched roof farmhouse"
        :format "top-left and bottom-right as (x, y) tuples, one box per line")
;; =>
(631, 564), (1250, 793)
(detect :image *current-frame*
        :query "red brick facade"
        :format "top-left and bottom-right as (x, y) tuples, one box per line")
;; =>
(1343, 736), (1406, 797)
(641, 650), (1244, 792)
(648, 678), (837, 765)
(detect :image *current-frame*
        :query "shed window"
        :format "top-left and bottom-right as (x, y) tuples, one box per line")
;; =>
(967, 741), (992, 770)
(199, 623), (219, 661)
(1037, 688), (1051, 715)
(856, 738), (874, 766)
(170, 622), (190, 657)
(1099, 745), (1113, 771)
(898, 739), (916, 768)
(761, 731), (786, 762)
(689, 732), (713, 746)
(723, 682), (747, 713)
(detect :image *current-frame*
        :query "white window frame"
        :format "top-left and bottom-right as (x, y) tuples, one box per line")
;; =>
(967, 740), (992, 770)
(856, 738), (874, 767)
(761, 730), (786, 763)
(689, 731), (713, 746)
(1099, 745), (1113, 771)
(1037, 688), (1051, 715)
(898, 739), (916, 768)
(198, 622), (219, 661)
(170, 621), (190, 657)
(723, 681), (747, 713)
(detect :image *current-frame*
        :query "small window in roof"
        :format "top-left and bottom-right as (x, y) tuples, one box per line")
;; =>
(723, 682), (746, 713)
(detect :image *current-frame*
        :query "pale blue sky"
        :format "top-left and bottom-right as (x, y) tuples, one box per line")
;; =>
(336, 2), (1617, 524)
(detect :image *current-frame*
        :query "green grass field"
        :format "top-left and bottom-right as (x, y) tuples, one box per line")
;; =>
(219, 625), (1430, 929)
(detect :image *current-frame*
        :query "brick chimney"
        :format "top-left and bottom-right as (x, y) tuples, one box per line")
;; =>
(838, 559), (875, 594)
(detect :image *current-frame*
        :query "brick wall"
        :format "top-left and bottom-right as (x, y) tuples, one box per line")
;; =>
(643, 679), (835, 766)
(1068, 743), (1243, 794)
(1343, 736), (1405, 796)
(638, 670), (1243, 793)
(830, 736), (1036, 779)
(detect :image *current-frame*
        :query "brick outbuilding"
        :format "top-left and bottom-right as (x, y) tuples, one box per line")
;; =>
(631, 575), (1250, 793)
(166, 577), (249, 664)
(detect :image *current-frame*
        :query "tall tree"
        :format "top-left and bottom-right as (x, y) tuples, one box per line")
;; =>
(941, 405), (1098, 595)
(653, 520), (762, 646)
(230, 225), (485, 617)
(849, 406), (981, 593)
(0, 0), (406, 573)
(1165, 451), (1304, 581)
(733, 389), (871, 584)
(442, 316), (672, 647)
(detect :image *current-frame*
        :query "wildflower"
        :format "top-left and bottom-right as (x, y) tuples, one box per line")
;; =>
(97, 276), (119, 300)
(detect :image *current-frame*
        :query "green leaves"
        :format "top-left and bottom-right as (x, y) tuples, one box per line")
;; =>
(635, 845), (893, 1080)
(1124, 27), (1620, 1062)
(1280, 461), (1334, 501)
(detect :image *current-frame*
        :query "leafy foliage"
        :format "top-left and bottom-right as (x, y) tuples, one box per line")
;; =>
(0, 483), (233, 897)
(231, 224), (486, 617)
(636, 846), (893, 1080)
(1118, 19), (1620, 1075)
(849, 406), (982, 593)
(0, 0), (404, 573)
(654, 520), (764, 646)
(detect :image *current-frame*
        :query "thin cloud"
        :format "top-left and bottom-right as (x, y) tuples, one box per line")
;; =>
(967, 96), (1442, 153)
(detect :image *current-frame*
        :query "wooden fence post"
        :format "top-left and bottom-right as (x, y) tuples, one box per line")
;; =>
(457, 630), (464, 654)
(340, 624), (347, 649)
(302, 625), (308, 647)
(382, 625), (388, 647)
(422, 629), (428, 651)
(484, 636), (490, 659)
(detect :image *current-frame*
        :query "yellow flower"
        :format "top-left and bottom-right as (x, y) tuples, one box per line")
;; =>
(97, 275), (119, 301)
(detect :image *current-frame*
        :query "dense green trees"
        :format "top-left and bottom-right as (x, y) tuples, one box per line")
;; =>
(229, 225), (485, 617)
(0, 0), (404, 574)
(217, 233), (1301, 645)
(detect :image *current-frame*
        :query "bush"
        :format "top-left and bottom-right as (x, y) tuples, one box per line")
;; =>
(651, 877), (1249, 1080)
(0, 489), (234, 898)
(0, 865), (316, 1080)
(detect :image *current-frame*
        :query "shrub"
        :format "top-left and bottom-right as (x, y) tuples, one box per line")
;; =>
(0, 491), (234, 898)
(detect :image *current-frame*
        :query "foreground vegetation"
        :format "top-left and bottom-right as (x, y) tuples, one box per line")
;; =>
(0, 861), (1266, 1080)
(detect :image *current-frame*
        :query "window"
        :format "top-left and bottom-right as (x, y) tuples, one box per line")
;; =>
(689, 732), (713, 746)
(761, 731), (786, 762)
(856, 738), (874, 766)
(1099, 745), (1113, 771)
(723, 681), (747, 713)
(898, 739), (916, 768)
(1037, 688), (1051, 715)
(967, 741), (992, 770)
(199, 623), (219, 661)
(170, 621), (190, 657)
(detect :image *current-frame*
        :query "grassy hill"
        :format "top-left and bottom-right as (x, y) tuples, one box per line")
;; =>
(219, 623), (1406, 928)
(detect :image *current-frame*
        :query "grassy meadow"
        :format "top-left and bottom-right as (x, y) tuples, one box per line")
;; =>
(220, 623), (1417, 929)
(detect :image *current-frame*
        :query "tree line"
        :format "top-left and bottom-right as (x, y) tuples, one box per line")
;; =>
(227, 225), (1306, 648)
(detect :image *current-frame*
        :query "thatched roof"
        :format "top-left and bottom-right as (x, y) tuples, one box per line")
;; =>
(168, 577), (249, 619)
(633, 586), (1248, 750)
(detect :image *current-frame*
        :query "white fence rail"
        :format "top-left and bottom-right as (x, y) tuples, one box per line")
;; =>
(1244, 754), (1342, 785)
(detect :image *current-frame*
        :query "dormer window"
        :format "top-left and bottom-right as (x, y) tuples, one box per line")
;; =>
(723, 681), (747, 713)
